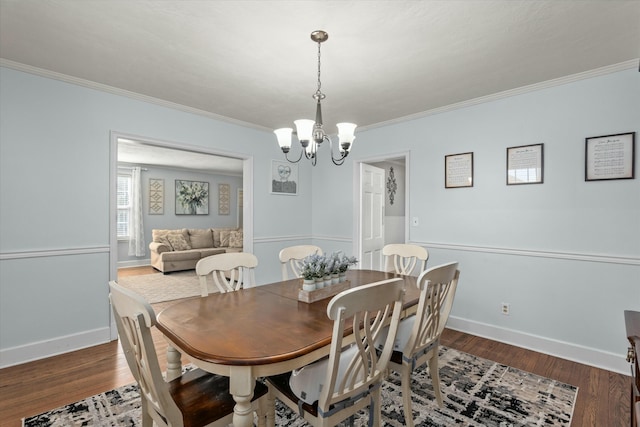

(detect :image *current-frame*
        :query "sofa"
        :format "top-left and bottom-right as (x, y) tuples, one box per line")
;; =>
(149, 227), (243, 273)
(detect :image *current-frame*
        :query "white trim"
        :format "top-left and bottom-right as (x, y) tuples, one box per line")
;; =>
(359, 60), (639, 131)
(253, 235), (313, 244)
(311, 235), (352, 243)
(117, 259), (151, 269)
(0, 246), (110, 260)
(447, 316), (629, 375)
(411, 240), (640, 266)
(0, 327), (111, 369)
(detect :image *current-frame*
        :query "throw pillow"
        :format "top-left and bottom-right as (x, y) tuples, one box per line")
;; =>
(167, 233), (192, 251)
(219, 230), (231, 247)
(188, 229), (214, 249)
(158, 237), (174, 251)
(229, 230), (243, 248)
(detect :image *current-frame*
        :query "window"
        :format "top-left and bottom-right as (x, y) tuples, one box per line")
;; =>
(117, 174), (132, 239)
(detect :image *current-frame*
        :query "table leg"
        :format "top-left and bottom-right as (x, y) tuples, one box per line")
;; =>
(166, 345), (182, 381)
(229, 365), (255, 427)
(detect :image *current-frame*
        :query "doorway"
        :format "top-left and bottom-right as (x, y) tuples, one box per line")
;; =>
(354, 153), (409, 270)
(109, 132), (254, 337)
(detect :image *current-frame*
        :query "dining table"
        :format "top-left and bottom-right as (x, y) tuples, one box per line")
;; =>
(156, 269), (420, 427)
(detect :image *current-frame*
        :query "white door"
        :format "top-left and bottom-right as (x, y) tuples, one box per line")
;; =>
(360, 163), (385, 270)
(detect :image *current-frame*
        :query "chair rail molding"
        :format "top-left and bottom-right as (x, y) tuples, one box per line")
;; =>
(0, 246), (110, 260)
(412, 241), (639, 266)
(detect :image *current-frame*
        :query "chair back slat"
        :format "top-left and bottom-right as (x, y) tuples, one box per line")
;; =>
(196, 252), (258, 295)
(405, 262), (459, 357)
(109, 281), (180, 424)
(382, 243), (429, 276)
(319, 278), (404, 413)
(279, 245), (322, 280)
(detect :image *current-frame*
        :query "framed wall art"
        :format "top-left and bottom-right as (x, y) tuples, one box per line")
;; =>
(175, 180), (209, 215)
(148, 178), (164, 215)
(445, 152), (474, 188)
(271, 160), (298, 195)
(218, 183), (230, 215)
(585, 132), (635, 181)
(507, 143), (544, 185)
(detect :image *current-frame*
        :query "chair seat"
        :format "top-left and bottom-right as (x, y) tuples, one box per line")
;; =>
(268, 372), (320, 417)
(169, 368), (268, 427)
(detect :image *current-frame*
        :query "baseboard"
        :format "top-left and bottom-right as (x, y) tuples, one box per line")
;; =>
(117, 259), (151, 268)
(447, 316), (629, 375)
(0, 327), (112, 369)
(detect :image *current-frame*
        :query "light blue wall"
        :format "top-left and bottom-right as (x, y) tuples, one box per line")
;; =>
(312, 68), (640, 371)
(1, 65), (638, 372)
(116, 165), (243, 266)
(0, 66), (313, 365)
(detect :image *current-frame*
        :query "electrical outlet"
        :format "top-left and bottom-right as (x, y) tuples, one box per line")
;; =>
(501, 302), (510, 316)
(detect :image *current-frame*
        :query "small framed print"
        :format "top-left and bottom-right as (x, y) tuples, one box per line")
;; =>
(585, 132), (635, 181)
(271, 160), (298, 195)
(445, 152), (473, 188)
(507, 143), (544, 185)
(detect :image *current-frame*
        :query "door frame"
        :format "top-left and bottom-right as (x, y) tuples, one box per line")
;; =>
(352, 151), (411, 268)
(108, 131), (254, 339)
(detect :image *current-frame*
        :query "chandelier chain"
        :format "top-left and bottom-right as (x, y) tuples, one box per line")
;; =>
(315, 39), (324, 100)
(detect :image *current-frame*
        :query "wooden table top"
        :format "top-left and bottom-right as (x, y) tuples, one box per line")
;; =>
(156, 269), (419, 367)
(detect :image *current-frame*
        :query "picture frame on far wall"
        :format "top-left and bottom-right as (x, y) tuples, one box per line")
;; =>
(585, 132), (635, 181)
(507, 143), (544, 185)
(175, 180), (209, 215)
(271, 160), (298, 195)
(445, 152), (474, 188)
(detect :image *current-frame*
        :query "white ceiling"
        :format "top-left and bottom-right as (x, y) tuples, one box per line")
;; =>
(1, 1), (638, 171)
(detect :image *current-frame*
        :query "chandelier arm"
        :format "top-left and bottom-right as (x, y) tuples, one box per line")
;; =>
(327, 135), (348, 166)
(283, 146), (304, 164)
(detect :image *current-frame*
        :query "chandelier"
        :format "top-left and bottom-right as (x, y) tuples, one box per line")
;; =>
(274, 30), (357, 166)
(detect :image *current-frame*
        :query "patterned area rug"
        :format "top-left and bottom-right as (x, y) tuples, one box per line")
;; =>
(22, 347), (577, 427)
(117, 270), (204, 303)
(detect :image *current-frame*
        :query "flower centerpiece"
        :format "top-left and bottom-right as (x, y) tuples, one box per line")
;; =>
(337, 253), (358, 282)
(300, 252), (358, 288)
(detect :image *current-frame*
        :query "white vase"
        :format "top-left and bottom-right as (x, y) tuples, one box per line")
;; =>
(302, 280), (316, 292)
(339, 272), (347, 283)
(331, 273), (339, 285)
(315, 278), (325, 289)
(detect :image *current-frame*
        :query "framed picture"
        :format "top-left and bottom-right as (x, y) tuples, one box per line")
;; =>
(271, 160), (298, 195)
(507, 143), (544, 185)
(148, 178), (164, 215)
(585, 132), (635, 181)
(445, 152), (474, 188)
(175, 180), (209, 215)
(218, 183), (230, 215)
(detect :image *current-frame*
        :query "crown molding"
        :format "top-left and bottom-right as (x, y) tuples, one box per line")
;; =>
(0, 59), (271, 132)
(359, 59), (639, 131)
(2, 58), (637, 133)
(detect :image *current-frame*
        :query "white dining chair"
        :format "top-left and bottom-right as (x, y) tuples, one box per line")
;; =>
(266, 277), (405, 427)
(382, 243), (429, 276)
(108, 281), (268, 427)
(378, 262), (460, 427)
(196, 252), (258, 295)
(278, 245), (322, 280)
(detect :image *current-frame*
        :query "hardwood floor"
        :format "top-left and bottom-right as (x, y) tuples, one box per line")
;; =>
(0, 267), (631, 426)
